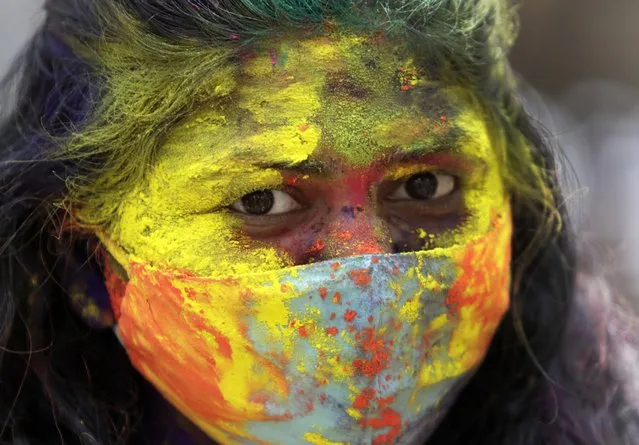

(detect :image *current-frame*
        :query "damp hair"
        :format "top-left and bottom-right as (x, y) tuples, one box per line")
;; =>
(0, 1), (638, 444)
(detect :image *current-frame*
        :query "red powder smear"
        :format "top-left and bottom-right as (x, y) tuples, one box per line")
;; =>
(352, 328), (390, 377)
(326, 327), (339, 336)
(361, 407), (402, 445)
(331, 262), (341, 271)
(284, 176), (299, 186)
(298, 122), (310, 132)
(445, 214), (510, 317)
(368, 315), (374, 323)
(348, 325), (356, 332)
(349, 268), (372, 287)
(330, 312), (336, 320)
(306, 238), (326, 255)
(336, 231), (353, 241)
(189, 314), (233, 359)
(371, 257), (380, 264)
(354, 240), (386, 255)
(344, 309), (358, 322)
(353, 387), (376, 409)
(377, 396), (394, 409)
(320, 393), (327, 403)
(319, 287), (328, 299)
(116, 265), (289, 424)
(298, 325), (310, 337)
(332, 292), (342, 304)
(444, 213), (511, 364)
(342, 168), (379, 207)
(385, 374), (392, 381)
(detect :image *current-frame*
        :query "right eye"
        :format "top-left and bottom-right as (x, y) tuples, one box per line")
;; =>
(230, 190), (302, 215)
(387, 172), (456, 202)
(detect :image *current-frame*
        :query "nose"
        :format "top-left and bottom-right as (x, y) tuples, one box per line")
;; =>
(319, 205), (392, 259)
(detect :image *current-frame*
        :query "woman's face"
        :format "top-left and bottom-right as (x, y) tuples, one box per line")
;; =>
(105, 34), (505, 276)
(98, 33), (511, 444)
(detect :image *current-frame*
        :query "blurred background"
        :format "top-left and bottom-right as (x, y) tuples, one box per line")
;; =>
(1, 1), (637, 303)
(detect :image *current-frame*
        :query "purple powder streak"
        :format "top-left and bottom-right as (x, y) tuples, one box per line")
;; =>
(41, 34), (96, 134)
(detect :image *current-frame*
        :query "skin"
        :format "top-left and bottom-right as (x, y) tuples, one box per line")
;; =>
(104, 32), (506, 277)
(97, 32), (512, 444)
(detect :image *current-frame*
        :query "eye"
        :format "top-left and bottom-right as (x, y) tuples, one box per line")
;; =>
(230, 190), (302, 215)
(388, 172), (456, 201)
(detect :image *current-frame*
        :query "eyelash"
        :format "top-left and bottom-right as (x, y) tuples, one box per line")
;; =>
(227, 170), (460, 217)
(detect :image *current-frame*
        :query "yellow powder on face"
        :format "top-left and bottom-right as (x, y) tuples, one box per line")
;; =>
(101, 33), (509, 286)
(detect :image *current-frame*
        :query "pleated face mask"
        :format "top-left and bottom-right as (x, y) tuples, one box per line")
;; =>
(94, 34), (514, 445)
(102, 212), (510, 445)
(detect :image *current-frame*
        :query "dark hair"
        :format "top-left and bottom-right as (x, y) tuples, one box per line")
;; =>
(1, 1), (637, 444)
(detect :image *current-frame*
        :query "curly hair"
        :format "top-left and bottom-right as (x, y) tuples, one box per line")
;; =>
(0, 1), (637, 444)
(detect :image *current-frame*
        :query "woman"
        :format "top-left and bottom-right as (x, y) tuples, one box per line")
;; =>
(0, 1), (637, 444)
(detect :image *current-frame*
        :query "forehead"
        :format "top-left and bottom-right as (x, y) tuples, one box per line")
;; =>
(161, 33), (498, 170)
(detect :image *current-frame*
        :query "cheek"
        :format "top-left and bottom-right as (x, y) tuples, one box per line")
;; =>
(115, 202), (295, 276)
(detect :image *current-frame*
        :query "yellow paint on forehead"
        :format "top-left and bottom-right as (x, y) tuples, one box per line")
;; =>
(104, 33), (508, 277)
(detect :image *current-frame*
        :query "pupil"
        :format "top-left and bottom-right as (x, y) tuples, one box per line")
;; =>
(405, 173), (438, 200)
(241, 190), (275, 215)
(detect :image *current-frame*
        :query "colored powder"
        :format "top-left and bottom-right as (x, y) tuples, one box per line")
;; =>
(361, 407), (402, 445)
(352, 328), (390, 377)
(348, 269), (372, 287)
(344, 309), (358, 322)
(353, 387), (376, 409)
(303, 432), (345, 445)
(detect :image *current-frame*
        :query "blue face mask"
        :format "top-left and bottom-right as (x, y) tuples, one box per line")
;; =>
(100, 215), (511, 445)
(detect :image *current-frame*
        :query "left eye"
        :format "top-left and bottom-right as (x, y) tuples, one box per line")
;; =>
(388, 172), (456, 201)
(230, 190), (302, 215)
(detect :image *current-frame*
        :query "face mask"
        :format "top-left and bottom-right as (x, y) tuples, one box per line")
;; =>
(101, 212), (511, 445)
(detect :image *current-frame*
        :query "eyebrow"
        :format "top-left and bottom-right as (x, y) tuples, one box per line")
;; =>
(249, 144), (486, 175)
(229, 126), (488, 174)
(252, 159), (326, 174)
